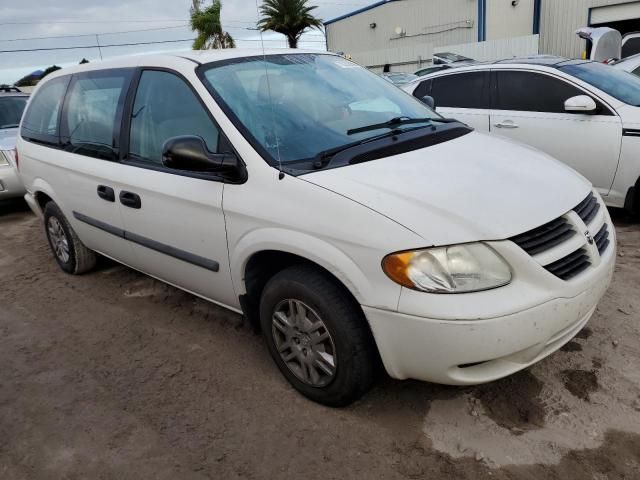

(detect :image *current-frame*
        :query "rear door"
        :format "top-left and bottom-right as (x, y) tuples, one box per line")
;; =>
(411, 70), (490, 131)
(489, 69), (622, 195)
(116, 68), (237, 308)
(24, 69), (137, 265)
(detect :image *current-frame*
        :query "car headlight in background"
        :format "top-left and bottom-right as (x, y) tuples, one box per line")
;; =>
(0, 151), (9, 166)
(382, 243), (512, 293)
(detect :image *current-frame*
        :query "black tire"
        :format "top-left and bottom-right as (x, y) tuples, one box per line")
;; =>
(260, 264), (377, 407)
(43, 202), (96, 274)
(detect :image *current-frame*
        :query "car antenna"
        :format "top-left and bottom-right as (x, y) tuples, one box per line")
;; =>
(255, 0), (285, 181)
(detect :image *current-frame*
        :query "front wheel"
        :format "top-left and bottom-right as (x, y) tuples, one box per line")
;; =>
(260, 265), (377, 407)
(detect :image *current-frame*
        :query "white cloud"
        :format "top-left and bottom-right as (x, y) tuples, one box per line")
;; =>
(0, 0), (362, 83)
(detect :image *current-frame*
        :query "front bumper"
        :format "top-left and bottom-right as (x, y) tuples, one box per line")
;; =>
(0, 164), (25, 200)
(365, 215), (616, 385)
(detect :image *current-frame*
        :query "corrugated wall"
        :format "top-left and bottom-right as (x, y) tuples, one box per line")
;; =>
(540, 0), (640, 58)
(353, 35), (540, 73)
(325, 0), (479, 56)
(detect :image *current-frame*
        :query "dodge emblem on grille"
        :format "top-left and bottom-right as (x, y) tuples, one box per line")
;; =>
(585, 230), (594, 245)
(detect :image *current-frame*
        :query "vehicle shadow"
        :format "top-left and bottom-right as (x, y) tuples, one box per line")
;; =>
(0, 198), (30, 216)
(609, 207), (638, 227)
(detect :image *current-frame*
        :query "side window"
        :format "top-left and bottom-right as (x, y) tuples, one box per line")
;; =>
(21, 75), (70, 145)
(430, 72), (488, 109)
(128, 70), (221, 165)
(62, 69), (131, 160)
(413, 79), (432, 99)
(622, 37), (640, 58)
(495, 71), (585, 113)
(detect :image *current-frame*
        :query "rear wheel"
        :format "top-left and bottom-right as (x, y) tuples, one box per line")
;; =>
(44, 202), (96, 274)
(260, 264), (377, 407)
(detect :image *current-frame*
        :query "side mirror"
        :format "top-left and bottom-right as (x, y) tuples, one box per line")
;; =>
(420, 95), (436, 110)
(564, 95), (597, 113)
(162, 136), (240, 175)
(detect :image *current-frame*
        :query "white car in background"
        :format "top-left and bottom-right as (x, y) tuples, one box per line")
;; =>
(403, 56), (640, 216)
(0, 87), (29, 200)
(613, 53), (640, 76)
(17, 50), (614, 406)
(379, 72), (418, 86)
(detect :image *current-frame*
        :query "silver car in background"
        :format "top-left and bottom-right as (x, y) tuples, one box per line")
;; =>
(0, 86), (29, 200)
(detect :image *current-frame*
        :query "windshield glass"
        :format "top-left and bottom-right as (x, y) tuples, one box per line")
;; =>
(560, 62), (640, 106)
(201, 54), (440, 165)
(0, 96), (28, 129)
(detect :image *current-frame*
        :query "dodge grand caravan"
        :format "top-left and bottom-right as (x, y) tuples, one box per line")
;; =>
(17, 50), (616, 406)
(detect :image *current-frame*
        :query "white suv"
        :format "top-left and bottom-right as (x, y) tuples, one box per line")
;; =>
(403, 56), (640, 216)
(17, 50), (615, 406)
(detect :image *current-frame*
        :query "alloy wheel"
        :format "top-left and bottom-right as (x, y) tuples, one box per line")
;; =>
(47, 217), (70, 263)
(271, 299), (337, 387)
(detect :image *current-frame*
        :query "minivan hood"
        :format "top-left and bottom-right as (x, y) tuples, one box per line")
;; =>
(302, 131), (591, 246)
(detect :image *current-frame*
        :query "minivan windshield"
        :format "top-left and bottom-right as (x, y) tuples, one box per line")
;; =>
(200, 54), (442, 166)
(0, 96), (28, 129)
(559, 61), (640, 106)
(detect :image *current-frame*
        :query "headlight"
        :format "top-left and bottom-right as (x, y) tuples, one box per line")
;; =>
(382, 243), (512, 293)
(0, 151), (8, 166)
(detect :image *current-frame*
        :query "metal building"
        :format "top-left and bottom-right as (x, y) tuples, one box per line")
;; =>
(324, 0), (640, 71)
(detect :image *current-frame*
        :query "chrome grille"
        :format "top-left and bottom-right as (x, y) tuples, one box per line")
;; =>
(510, 191), (611, 281)
(593, 223), (610, 255)
(510, 217), (575, 256)
(543, 248), (591, 280)
(574, 192), (600, 225)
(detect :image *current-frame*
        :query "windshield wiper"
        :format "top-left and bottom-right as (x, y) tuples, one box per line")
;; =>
(0, 124), (19, 129)
(347, 116), (434, 136)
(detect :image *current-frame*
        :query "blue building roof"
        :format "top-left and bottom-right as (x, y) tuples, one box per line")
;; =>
(324, 0), (401, 26)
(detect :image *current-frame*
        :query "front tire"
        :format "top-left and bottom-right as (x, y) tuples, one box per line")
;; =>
(44, 202), (96, 274)
(260, 264), (377, 407)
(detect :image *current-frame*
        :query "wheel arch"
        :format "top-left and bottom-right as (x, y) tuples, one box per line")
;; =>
(232, 229), (375, 331)
(31, 178), (60, 211)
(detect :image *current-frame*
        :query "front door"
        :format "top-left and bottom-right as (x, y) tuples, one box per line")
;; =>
(117, 68), (237, 308)
(489, 70), (622, 196)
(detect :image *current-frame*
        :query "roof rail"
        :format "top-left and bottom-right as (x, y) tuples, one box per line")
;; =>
(0, 85), (22, 93)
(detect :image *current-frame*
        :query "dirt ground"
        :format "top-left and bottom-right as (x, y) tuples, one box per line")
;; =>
(1, 198), (639, 480)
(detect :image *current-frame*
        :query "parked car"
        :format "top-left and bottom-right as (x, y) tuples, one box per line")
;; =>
(433, 52), (474, 65)
(380, 72), (418, 85)
(18, 50), (615, 406)
(415, 64), (452, 77)
(403, 56), (640, 216)
(612, 53), (640, 76)
(0, 87), (28, 200)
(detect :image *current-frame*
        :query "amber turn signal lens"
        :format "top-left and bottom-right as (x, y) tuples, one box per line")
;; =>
(381, 251), (415, 288)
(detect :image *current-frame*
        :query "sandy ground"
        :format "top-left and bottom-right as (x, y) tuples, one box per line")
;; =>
(0, 198), (639, 480)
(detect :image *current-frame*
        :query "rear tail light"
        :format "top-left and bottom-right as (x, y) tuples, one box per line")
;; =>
(13, 148), (19, 171)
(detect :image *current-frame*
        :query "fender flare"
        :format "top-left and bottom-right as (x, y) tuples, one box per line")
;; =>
(230, 228), (374, 304)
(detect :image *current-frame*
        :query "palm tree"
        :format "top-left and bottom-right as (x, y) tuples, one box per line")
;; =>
(190, 0), (236, 50)
(258, 0), (323, 48)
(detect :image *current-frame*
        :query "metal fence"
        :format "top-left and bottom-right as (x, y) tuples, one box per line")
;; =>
(352, 34), (540, 73)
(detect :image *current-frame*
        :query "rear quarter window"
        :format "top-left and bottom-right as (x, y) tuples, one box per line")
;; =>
(21, 76), (70, 145)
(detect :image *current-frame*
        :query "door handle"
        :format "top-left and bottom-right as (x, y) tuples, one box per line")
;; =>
(119, 191), (142, 209)
(97, 185), (115, 202)
(494, 120), (519, 129)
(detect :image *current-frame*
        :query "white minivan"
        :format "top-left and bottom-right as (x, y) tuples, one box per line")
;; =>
(18, 50), (615, 406)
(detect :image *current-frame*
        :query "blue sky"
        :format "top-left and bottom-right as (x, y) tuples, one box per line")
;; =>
(0, 0), (368, 84)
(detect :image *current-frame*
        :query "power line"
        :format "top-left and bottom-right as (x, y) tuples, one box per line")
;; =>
(0, 38), (195, 53)
(0, 25), (190, 42)
(0, 38), (327, 53)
